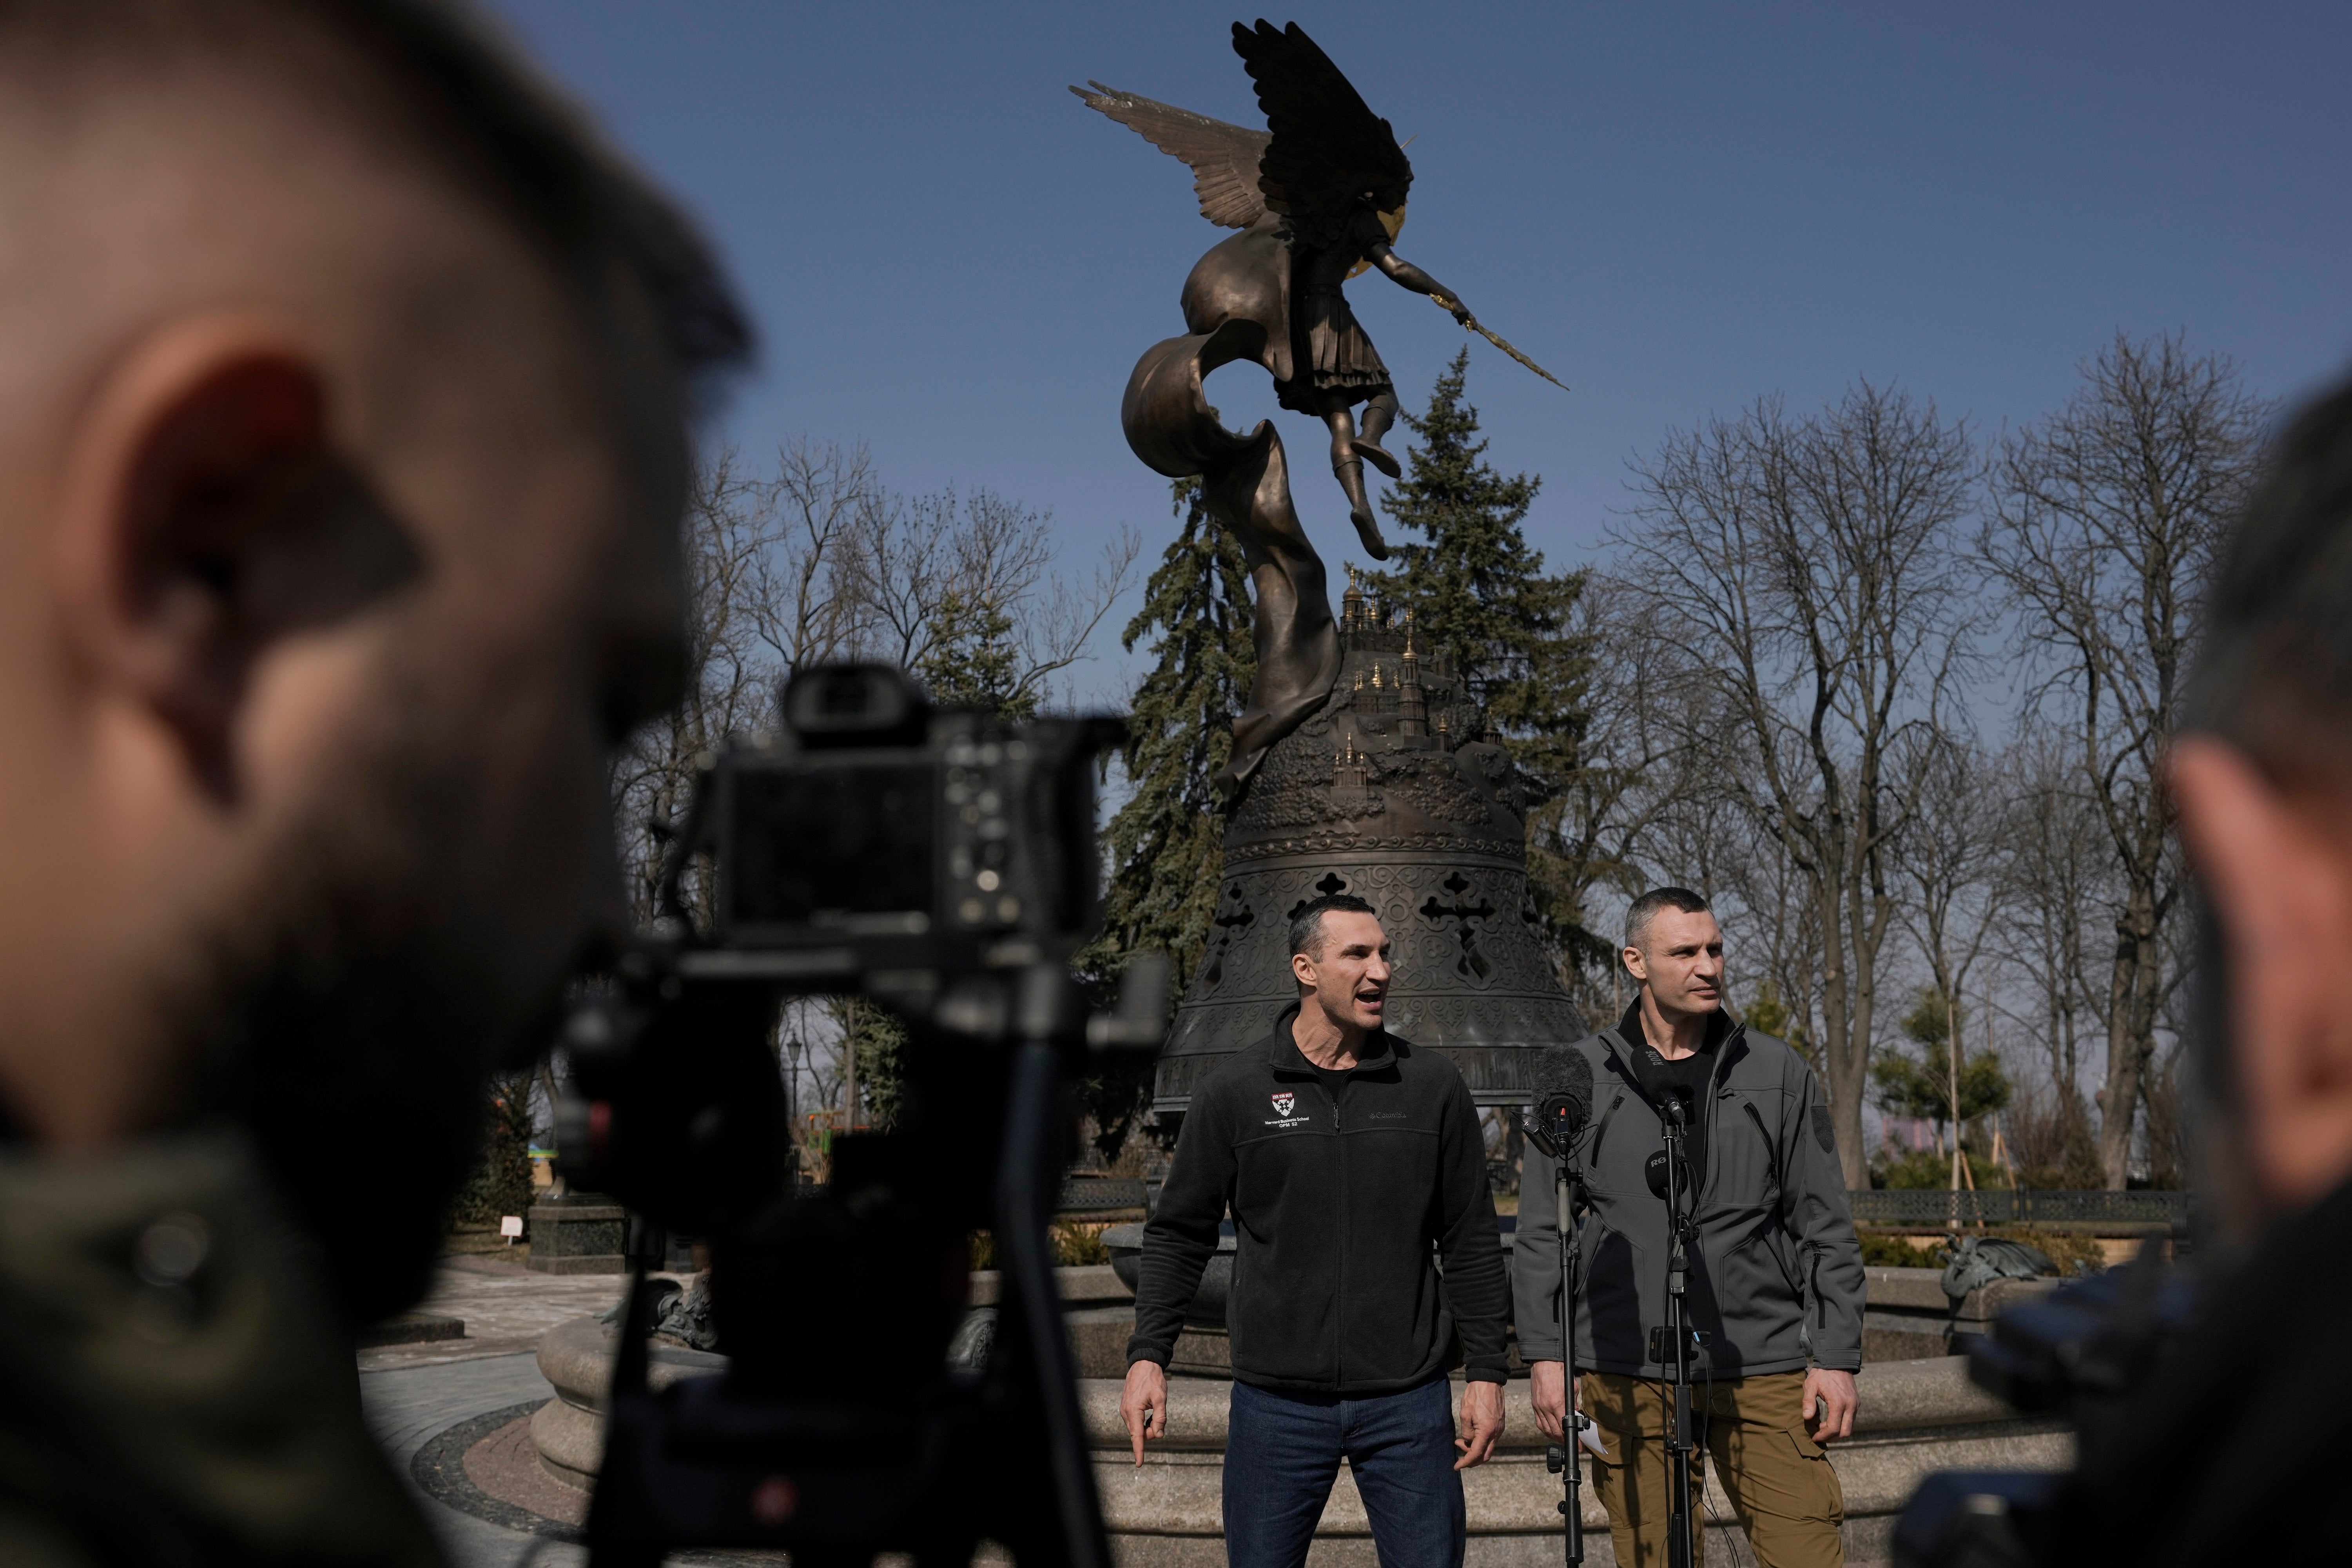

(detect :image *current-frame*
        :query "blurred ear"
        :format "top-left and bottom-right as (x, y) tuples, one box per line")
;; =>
(2169, 736), (2352, 1210)
(53, 319), (420, 798)
(1622, 946), (1648, 984)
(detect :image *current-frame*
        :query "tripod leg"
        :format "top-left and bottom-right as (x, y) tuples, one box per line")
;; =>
(995, 1023), (1112, 1568)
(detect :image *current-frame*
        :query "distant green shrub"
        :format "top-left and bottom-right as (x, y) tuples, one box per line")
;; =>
(1874, 1147), (1955, 1190)
(1052, 1220), (1112, 1266)
(966, 1221), (1113, 1271)
(450, 1073), (535, 1231)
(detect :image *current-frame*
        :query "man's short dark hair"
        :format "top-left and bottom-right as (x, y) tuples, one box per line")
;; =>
(1625, 886), (1710, 955)
(0, 0), (752, 402)
(2184, 376), (2352, 779)
(1289, 894), (1378, 961)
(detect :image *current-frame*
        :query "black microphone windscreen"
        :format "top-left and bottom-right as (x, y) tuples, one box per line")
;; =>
(1532, 1044), (1593, 1140)
(1629, 1044), (1695, 1125)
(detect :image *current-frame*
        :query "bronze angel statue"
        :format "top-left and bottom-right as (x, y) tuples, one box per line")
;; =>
(1075, 21), (1558, 792)
(1076, 20), (1474, 561)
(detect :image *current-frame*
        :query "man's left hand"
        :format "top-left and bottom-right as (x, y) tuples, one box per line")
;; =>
(1802, 1368), (1857, 1443)
(1454, 1379), (1504, 1470)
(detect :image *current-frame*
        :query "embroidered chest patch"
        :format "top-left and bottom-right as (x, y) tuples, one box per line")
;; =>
(1270, 1091), (1295, 1117)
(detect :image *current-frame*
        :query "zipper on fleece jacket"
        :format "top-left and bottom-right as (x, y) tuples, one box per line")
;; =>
(1319, 1071), (1347, 1386)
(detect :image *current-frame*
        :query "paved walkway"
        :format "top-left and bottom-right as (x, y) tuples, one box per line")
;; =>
(359, 1254), (638, 1373)
(361, 1349), (577, 1568)
(358, 1254), (652, 1566)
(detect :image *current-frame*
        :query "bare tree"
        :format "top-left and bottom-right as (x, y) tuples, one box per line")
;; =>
(611, 446), (828, 923)
(850, 487), (1139, 718)
(1620, 383), (1978, 1185)
(1537, 574), (1721, 1009)
(610, 445), (1140, 919)
(600, 443), (1140, 1146)
(1984, 332), (2269, 1187)
(1890, 734), (2006, 1189)
(757, 440), (889, 677)
(1988, 727), (2111, 1172)
(1715, 821), (1829, 1079)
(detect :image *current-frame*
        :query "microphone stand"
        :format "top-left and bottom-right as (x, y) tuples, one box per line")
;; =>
(1659, 1098), (1698, 1568)
(1542, 1106), (1586, 1566)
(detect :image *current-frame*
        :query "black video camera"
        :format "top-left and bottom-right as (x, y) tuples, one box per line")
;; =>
(695, 663), (1110, 986)
(553, 664), (1166, 1568)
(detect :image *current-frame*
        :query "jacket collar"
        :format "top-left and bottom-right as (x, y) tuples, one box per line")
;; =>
(1602, 998), (1743, 1103)
(1257, 1001), (1398, 1078)
(1610, 997), (1734, 1057)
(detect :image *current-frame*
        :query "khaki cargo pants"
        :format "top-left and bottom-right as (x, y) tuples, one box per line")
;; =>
(1581, 1370), (1844, 1568)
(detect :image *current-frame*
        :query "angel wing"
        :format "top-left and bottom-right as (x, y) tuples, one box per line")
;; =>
(1071, 81), (1271, 230)
(1231, 20), (1412, 226)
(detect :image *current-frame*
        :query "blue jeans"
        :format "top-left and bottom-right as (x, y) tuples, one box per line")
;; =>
(1224, 1375), (1466, 1568)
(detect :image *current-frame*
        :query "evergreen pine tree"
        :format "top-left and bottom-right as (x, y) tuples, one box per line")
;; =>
(450, 1069), (536, 1229)
(1371, 350), (1607, 977)
(915, 591), (1037, 719)
(1074, 478), (1255, 1156)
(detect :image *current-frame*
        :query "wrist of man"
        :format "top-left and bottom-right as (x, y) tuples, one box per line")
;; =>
(1127, 1350), (1170, 1370)
(1464, 1369), (1507, 1385)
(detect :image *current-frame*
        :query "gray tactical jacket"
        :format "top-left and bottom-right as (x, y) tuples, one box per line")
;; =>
(1513, 1004), (1864, 1379)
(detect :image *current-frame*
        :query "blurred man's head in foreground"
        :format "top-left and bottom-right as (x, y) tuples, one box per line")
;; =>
(0, 0), (747, 1318)
(2174, 377), (2352, 1230)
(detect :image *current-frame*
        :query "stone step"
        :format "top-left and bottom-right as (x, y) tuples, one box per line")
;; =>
(357, 1311), (465, 1348)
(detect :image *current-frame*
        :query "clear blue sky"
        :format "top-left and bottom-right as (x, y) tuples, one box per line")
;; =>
(487, 1), (2352, 704)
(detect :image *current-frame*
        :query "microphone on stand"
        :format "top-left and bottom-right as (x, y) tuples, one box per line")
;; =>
(1525, 1044), (1594, 1158)
(1632, 1044), (1698, 1201)
(1628, 1042), (1692, 1123)
(1529, 1042), (1598, 1566)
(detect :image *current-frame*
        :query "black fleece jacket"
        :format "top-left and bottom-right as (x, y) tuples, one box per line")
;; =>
(1127, 1005), (1509, 1393)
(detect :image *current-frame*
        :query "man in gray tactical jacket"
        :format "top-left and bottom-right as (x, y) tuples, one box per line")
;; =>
(1514, 888), (1865, 1568)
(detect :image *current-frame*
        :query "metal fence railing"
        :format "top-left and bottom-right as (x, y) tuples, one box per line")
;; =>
(1057, 1176), (1148, 1213)
(1848, 1188), (2190, 1229)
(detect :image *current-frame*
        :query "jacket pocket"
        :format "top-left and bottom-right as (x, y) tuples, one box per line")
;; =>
(1772, 1425), (1844, 1519)
(1708, 1226), (1806, 1374)
(1714, 1091), (1782, 1206)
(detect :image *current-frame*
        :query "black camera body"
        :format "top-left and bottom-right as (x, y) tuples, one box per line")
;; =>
(691, 664), (1115, 989)
(1892, 1250), (2196, 1568)
(555, 665), (1162, 1568)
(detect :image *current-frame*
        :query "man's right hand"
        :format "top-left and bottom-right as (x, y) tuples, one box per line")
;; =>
(1530, 1360), (1580, 1442)
(1121, 1360), (1169, 1465)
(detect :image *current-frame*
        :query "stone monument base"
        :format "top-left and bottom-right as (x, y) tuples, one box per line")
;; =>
(524, 1309), (2064, 1566)
(524, 1200), (626, 1276)
(1085, 1361), (2065, 1568)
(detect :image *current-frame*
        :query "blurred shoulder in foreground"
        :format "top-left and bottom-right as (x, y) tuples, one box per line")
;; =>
(2040, 373), (2352, 1561)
